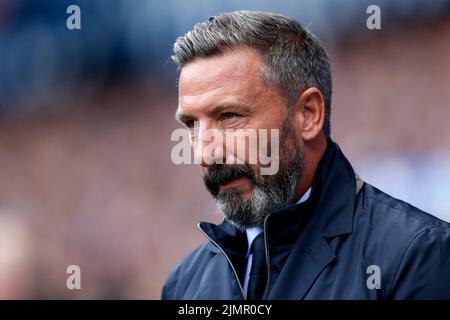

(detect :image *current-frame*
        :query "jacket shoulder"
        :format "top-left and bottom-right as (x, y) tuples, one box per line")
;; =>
(360, 183), (449, 230)
(356, 183), (450, 298)
(161, 240), (214, 300)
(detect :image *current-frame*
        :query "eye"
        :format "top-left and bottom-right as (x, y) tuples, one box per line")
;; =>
(220, 112), (238, 121)
(184, 120), (195, 129)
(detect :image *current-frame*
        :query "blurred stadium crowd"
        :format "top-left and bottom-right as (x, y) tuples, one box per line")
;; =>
(0, 0), (449, 298)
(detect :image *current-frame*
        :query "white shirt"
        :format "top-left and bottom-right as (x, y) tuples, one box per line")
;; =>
(242, 187), (312, 297)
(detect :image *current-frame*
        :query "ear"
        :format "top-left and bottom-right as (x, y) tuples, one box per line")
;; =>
(293, 87), (325, 141)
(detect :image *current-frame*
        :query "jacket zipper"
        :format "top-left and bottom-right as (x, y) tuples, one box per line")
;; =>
(197, 224), (246, 300)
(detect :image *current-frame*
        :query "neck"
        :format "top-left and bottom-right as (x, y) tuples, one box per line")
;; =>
(292, 135), (328, 204)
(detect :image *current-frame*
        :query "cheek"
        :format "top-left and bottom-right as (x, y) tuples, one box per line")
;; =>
(222, 130), (261, 165)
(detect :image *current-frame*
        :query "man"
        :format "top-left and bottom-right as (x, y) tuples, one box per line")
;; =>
(162, 11), (450, 300)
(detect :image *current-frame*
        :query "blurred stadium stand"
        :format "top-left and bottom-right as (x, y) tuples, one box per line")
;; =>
(0, 0), (449, 298)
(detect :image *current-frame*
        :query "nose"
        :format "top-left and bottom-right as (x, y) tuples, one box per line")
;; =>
(192, 123), (226, 167)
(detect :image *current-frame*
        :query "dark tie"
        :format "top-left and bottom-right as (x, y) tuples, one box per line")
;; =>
(247, 233), (267, 300)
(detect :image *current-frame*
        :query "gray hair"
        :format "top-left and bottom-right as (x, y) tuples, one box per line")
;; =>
(172, 10), (333, 136)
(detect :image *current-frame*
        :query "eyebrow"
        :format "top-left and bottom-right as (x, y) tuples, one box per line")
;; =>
(175, 102), (252, 123)
(175, 111), (195, 124)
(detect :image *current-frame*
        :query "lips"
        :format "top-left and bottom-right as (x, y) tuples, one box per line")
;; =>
(203, 164), (255, 197)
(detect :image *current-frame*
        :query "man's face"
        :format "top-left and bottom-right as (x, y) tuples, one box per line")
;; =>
(177, 47), (303, 229)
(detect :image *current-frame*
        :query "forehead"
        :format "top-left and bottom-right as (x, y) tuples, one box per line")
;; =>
(178, 47), (266, 110)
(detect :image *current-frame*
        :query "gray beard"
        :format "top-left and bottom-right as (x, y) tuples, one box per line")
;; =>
(215, 148), (303, 230)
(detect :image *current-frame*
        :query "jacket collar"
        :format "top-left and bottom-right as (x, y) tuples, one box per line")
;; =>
(266, 138), (360, 299)
(303, 137), (357, 238)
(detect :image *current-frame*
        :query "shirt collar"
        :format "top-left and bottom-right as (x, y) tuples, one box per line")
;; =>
(296, 187), (312, 205)
(245, 187), (312, 257)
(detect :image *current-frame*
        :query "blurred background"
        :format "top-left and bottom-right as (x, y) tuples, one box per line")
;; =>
(0, 0), (449, 299)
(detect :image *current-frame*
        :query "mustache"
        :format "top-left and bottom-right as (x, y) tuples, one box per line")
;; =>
(203, 164), (256, 196)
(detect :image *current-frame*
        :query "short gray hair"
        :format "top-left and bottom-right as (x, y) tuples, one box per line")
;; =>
(172, 10), (332, 136)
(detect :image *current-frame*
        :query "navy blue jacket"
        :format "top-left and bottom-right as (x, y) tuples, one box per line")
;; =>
(162, 140), (450, 299)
